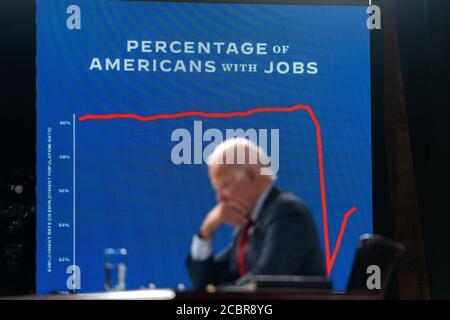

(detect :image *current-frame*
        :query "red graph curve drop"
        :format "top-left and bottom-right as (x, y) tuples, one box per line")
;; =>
(79, 104), (357, 276)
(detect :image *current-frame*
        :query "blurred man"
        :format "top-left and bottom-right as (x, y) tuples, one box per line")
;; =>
(186, 138), (325, 289)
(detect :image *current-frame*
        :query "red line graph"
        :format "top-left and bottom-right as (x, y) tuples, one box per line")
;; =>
(79, 104), (357, 276)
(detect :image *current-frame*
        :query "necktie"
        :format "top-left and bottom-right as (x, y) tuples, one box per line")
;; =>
(237, 220), (253, 277)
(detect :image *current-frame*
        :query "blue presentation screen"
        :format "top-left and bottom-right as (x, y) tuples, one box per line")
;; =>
(36, 0), (372, 293)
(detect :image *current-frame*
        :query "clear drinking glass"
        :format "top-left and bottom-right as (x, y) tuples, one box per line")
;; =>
(104, 248), (127, 291)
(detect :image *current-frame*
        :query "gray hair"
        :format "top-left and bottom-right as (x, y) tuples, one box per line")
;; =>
(207, 137), (276, 179)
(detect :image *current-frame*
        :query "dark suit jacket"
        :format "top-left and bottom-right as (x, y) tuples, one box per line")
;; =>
(186, 186), (326, 290)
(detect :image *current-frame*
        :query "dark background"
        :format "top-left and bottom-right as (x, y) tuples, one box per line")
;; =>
(0, 0), (448, 298)
(393, 0), (449, 299)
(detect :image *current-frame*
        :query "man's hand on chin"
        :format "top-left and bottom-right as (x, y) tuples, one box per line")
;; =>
(199, 202), (249, 239)
(220, 201), (249, 227)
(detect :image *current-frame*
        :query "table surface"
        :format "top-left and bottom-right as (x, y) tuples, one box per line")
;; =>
(1, 289), (383, 300)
